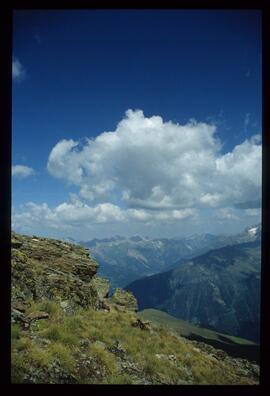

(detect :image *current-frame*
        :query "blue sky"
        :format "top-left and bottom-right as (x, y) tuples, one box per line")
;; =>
(12, 10), (262, 240)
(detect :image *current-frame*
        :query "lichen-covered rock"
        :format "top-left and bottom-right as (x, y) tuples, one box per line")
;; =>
(131, 317), (151, 331)
(108, 341), (126, 359)
(27, 311), (49, 321)
(18, 360), (78, 384)
(111, 288), (138, 312)
(90, 276), (110, 300)
(11, 308), (28, 324)
(12, 300), (29, 313)
(12, 232), (98, 280)
(11, 232), (100, 310)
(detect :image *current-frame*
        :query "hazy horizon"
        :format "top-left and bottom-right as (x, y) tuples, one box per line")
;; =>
(12, 221), (261, 243)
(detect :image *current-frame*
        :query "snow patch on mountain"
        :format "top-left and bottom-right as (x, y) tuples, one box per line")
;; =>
(248, 226), (259, 236)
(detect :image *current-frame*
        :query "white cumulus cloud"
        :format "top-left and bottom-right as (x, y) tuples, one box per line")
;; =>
(12, 110), (261, 238)
(12, 199), (197, 233)
(12, 165), (35, 179)
(47, 109), (262, 210)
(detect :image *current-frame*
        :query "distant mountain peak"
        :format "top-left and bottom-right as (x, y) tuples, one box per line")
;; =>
(130, 235), (143, 242)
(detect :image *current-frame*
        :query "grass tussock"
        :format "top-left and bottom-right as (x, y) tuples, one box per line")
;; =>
(25, 300), (62, 318)
(88, 342), (118, 375)
(11, 324), (21, 340)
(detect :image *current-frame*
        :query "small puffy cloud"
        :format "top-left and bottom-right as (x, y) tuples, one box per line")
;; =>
(12, 58), (25, 82)
(12, 165), (35, 179)
(47, 109), (261, 211)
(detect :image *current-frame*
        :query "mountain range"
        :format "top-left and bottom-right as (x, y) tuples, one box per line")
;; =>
(79, 224), (261, 289)
(126, 236), (261, 342)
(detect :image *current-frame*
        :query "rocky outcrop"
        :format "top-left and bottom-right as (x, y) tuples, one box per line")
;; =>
(90, 276), (110, 300)
(12, 232), (98, 280)
(11, 232), (101, 312)
(11, 232), (139, 316)
(111, 288), (138, 312)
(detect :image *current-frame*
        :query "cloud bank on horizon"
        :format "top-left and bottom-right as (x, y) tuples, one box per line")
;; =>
(12, 110), (262, 239)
